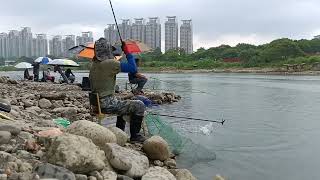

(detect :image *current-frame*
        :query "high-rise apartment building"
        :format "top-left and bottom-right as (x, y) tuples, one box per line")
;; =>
(76, 32), (94, 46)
(165, 16), (178, 52)
(19, 27), (33, 57)
(180, 20), (193, 54)
(120, 19), (132, 41)
(34, 34), (48, 57)
(63, 35), (75, 57)
(104, 24), (119, 45)
(8, 30), (20, 58)
(0, 33), (9, 59)
(50, 35), (63, 57)
(146, 17), (161, 50)
(132, 18), (146, 43)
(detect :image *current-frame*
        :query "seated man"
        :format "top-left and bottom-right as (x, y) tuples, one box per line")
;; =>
(89, 38), (146, 142)
(128, 57), (148, 94)
(44, 68), (55, 82)
(65, 68), (75, 83)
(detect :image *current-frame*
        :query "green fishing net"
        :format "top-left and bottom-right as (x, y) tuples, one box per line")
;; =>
(145, 112), (216, 166)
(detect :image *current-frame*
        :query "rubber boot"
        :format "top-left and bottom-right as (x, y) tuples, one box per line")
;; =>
(130, 115), (146, 143)
(116, 116), (126, 131)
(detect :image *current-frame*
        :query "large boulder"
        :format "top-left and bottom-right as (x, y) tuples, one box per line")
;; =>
(45, 133), (106, 174)
(143, 136), (170, 161)
(38, 98), (52, 109)
(67, 120), (116, 149)
(104, 143), (149, 178)
(0, 125), (21, 136)
(0, 131), (11, 145)
(142, 167), (176, 180)
(107, 127), (128, 146)
(34, 163), (76, 180)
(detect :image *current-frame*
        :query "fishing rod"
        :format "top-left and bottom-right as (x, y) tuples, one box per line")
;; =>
(149, 112), (226, 125)
(107, 0), (123, 42)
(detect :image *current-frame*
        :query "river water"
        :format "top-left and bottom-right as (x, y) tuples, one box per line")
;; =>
(2, 71), (320, 180)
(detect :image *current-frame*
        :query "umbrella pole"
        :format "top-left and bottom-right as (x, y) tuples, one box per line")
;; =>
(107, 0), (123, 42)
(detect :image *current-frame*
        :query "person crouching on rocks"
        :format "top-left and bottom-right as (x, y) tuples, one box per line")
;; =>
(89, 38), (147, 143)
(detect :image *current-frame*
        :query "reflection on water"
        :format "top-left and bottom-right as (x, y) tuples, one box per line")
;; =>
(2, 71), (320, 180)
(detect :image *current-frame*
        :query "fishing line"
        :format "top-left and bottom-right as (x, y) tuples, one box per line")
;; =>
(149, 112), (226, 125)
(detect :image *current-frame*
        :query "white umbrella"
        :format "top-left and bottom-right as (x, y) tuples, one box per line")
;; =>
(48, 59), (79, 67)
(34, 57), (52, 64)
(14, 62), (32, 69)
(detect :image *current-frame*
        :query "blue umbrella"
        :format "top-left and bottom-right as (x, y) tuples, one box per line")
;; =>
(34, 57), (52, 64)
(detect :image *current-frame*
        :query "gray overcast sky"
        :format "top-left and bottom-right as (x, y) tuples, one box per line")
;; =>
(1, 0), (320, 50)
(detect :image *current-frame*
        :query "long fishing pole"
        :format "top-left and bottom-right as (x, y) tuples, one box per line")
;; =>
(149, 112), (226, 125)
(107, 0), (123, 42)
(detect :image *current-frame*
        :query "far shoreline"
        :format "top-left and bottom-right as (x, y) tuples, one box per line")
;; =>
(1, 67), (320, 76)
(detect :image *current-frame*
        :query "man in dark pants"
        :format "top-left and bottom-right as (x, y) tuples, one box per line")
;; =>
(32, 62), (40, 82)
(128, 57), (148, 94)
(89, 38), (146, 142)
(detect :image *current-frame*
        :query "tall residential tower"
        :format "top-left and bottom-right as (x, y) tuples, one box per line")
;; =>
(180, 20), (193, 54)
(131, 18), (146, 43)
(146, 17), (161, 50)
(165, 16), (178, 52)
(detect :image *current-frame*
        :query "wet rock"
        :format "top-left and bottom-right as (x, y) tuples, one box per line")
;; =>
(67, 120), (116, 149)
(90, 171), (103, 180)
(164, 159), (177, 169)
(46, 133), (106, 174)
(175, 169), (197, 180)
(40, 93), (67, 100)
(104, 143), (149, 178)
(38, 99), (52, 109)
(101, 171), (117, 180)
(75, 174), (87, 180)
(0, 125), (21, 136)
(107, 127), (128, 146)
(143, 136), (170, 161)
(153, 160), (164, 167)
(34, 163), (76, 180)
(142, 167), (176, 180)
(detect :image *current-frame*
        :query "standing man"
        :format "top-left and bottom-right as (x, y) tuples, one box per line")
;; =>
(89, 38), (146, 142)
(32, 62), (40, 82)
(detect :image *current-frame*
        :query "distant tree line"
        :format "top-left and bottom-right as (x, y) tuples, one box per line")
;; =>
(141, 38), (320, 68)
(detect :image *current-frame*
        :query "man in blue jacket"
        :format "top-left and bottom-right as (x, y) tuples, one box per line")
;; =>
(89, 38), (146, 142)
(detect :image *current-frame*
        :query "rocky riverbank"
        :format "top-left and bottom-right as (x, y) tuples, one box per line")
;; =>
(0, 76), (198, 180)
